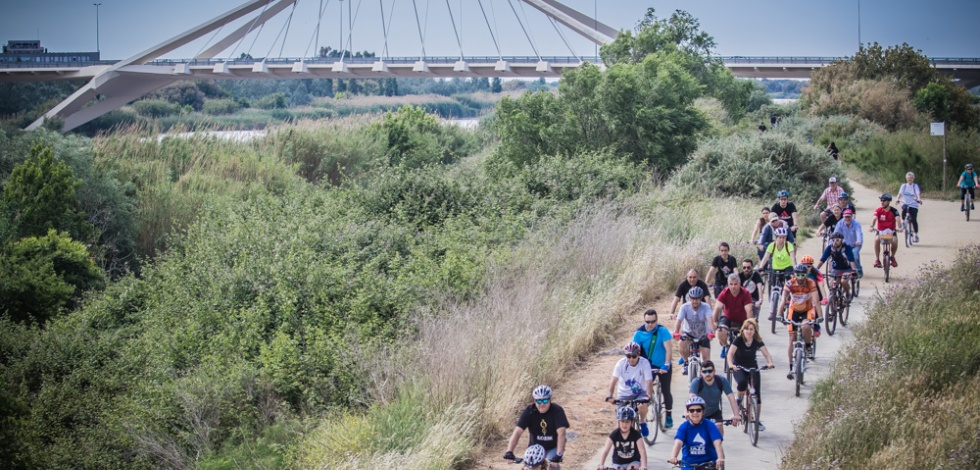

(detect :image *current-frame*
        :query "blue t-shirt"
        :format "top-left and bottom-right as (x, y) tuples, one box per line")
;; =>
(820, 244), (855, 271)
(675, 419), (722, 464)
(633, 324), (672, 369)
(963, 171), (977, 188)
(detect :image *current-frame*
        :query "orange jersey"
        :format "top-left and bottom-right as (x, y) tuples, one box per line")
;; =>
(784, 278), (817, 312)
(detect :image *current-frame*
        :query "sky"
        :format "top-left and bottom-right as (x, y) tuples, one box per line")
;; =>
(1, 0), (978, 62)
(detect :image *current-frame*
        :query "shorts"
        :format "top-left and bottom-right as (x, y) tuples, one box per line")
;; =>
(705, 409), (724, 423)
(616, 391), (650, 402)
(609, 462), (642, 470)
(787, 308), (816, 333)
(718, 317), (744, 333)
(830, 268), (854, 279)
(681, 334), (711, 349)
(733, 367), (762, 403)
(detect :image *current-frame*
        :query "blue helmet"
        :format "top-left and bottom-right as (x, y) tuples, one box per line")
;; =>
(839, 192), (849, 199)
(617, 407), (637, 421)
(687, 286), (704, 300)
(777, 190), (790, 198)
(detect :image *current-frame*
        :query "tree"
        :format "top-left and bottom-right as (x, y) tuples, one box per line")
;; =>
(2, 143), (92, 242)
(491, 77), (503, 93)
(852, 42), (935, 93)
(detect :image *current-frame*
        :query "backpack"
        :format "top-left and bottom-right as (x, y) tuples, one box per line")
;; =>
(695, 376), (724, 394)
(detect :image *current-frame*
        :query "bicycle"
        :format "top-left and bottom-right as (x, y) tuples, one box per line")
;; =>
(823, 272), (852, 336)
(647, 369), (669, 444)
(901, 205), (916, 248)
(684, 338), (707, 385)
(718, 324), (740, 383)
(965, 186), (973, 222)
(781, 317), (822, 397)
(877, 230), (895, 283)
(612, 398), (652, 446)
(734, 365), (771, 446)
(849, 268), (861, 303)
(761, 267), (789, 334)
(669, 460), (722, 470)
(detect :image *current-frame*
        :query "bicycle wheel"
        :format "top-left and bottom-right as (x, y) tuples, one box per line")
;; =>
(688, 359), (700, 386)
(741, 402), (749, 434)
(645, 385), (660, 445)
(825, 293), (837, 336)
(794, 349), (804, 397)
(967, 192), (972, 222)
(769, 289), (779, 334)
(905, 221), (912, 247)
(852, 276), (860, 300)
(749, 395), (760, 446)
(841, 296), (851, 327)
(883, 248), (891, 283)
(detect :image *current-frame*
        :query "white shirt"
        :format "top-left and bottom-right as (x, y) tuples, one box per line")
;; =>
(612, 356), (653, 398)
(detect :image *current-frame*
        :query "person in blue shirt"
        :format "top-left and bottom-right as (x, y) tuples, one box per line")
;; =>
(814, 232), (857, 299)
(958, 163), (977, 211)
(668, 396), (725, 469)
(633, 309), (675, 428)
(833, 209), (863, 279)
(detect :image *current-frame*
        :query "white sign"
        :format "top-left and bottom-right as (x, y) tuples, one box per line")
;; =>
(931, 122), (945, 136)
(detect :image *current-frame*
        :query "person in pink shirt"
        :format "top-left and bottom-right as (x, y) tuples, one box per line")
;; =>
(814, 177), (844, 224)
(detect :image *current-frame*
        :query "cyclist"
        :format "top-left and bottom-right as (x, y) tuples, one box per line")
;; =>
(800, 255), (827, 308)
(749, 207), (771, 258)
(522, 445), (548, 470)
(833, 192), (856, 215)
(688, 360), (740, 437)
(815, 232), (857, 300)
(958, 163), (976, 212)
(726, 319), (775, 431)
(737, 258), (765, 320)
(770, 190), (800, 240)
(595, 407), (648, 470)
(668, 396), (726, 470)
(777, 264), (821, 378)
(605, 342), (654, 437)
(757, 212), (790, 254)
(712, 273), (754, 359)
(898, 172), (922, 243)
(814, 177), (845, 224)
(633, 309), (675, 428)
(834, 209), (863, 279)
(818, 205), (844, 239)
(706, 242), (738, 299)
(669, 270), (713, 319)
(672, 286), (716, 375)
(505, 385), (569, 467)
(870, 193), (901, 268)
(756, 227), (797, 319)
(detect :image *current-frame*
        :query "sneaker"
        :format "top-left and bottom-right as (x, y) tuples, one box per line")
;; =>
(720, 347), (727, 359)
(891, 257), (898, 268)
(758, 422), (767, 432)
(640, 422), (649, 437)
(787, 370), (794, 380)
(768, 314), (775, 321)
(820, 298), (828, 305)
(682, 367), (688, 376)
(962, 205), (966, 212)
(914, 235), (919, 243)
(972, 204), (975, 210)
(873, 259), (882, 268)
(665, 415), (674, 428)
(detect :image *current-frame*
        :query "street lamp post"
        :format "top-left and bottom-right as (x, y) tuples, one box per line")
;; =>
(94, 3), (102, 55)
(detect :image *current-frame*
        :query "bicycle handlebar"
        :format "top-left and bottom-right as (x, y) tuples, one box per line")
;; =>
(612, 398), (651, 406)
(734, 365), (773, 372)
(780, 317), (822, 326)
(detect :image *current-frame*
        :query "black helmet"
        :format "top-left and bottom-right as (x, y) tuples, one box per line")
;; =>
(879, 193), (892, 201)
(831, 231), (845, 240)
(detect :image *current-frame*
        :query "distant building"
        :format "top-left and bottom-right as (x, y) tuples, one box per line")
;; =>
(1, 40), (100, 64)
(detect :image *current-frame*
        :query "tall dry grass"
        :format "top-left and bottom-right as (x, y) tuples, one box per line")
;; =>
(297, 186), (760, 468)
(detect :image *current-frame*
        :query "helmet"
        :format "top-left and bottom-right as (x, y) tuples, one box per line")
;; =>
(774, 227), (789, 238)
(531, 385), (552, 400)
(831, 231), (845, 240)
(522, 444), (547, 467)
(686, 396), (706, 409)
(794, 263), (809, 274)
(617, 407), (637, 421)
(880, 193), (892, 201)
(800, 255), (814, 264)
(839, 192), (849, 199)
(623, 341), (641, 356)
(777, 190), (790, 198)
(687, 286), (704, 300)
(966, 163), (973, 169)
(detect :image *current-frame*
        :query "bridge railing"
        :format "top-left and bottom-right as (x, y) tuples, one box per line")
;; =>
(719, 56), (980, 66)
(146, 55), (602, 66)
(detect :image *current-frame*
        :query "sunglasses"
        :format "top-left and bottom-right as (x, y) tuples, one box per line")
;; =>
(645, 320), (657, 324)
(535, 399), (549, 405)
(702, 369), (714, 374)
(626, 354), (639, 359)
(688, 408), (704, 413)
(742, 266), (753, 270)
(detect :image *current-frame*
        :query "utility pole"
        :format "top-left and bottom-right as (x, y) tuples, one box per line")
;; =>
(857, 0), (861, 50)
(94, 3), (102, 55)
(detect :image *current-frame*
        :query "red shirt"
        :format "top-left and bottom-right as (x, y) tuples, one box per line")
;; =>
(717, 286), (753, 322)
(873, 206), (899, 231)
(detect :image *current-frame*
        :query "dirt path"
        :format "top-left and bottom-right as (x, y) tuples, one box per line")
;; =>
(469, 180), (977, 470)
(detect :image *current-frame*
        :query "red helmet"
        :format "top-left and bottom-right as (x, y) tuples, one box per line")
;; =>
(800, 255), (815, 264)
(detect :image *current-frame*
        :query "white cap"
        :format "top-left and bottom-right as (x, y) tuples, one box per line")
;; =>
(828, 177), (838, 183)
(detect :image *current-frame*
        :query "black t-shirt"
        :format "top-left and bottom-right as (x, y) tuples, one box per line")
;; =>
(516, 403), (570, 450)
(731, 335), (765, 368)
(770, 202), (798, 228)
(822, 213), (841, 229)
(675, 280), (710, 301)
(711, 255), (738, 286)
(738, 270), (765, 301)
(609, 428), (643, 464)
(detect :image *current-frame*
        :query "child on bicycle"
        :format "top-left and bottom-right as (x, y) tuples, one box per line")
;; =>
(521, 445), (549, 470)
(668, 397), (726, 470)
(595, 407), (648, 470)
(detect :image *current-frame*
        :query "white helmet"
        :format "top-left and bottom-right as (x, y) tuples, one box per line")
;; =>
(531, 385), (552, 400)
(686, 396), (707, 409)
(522, 444), (547, 466)
(774, 227), (789, 238)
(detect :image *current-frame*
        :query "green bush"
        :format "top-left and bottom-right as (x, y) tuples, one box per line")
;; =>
(848, 128), (978, 192)
(202, 98), (242, 115)
(132, 99), (181, 118)
(255, 92), (288, 110)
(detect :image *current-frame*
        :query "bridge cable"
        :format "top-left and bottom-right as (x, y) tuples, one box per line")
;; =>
(444, 0), (464, 60)
(340, 0), (363, 61)
(377, 0), (395, 61)
(516, 0), (540, 54)
(505, 0), (540, 60)
(264, 0), (299, 58)
(230, 0), (274, 60)
(303, 0), (333, 58)
(476, 0), (502, 60)
(278, 0), (300, 58)
(547, 16), (579, 62)
(411, 0), (427, 58)
(246, 4), (274, 57)
(194, 23), (228, 61)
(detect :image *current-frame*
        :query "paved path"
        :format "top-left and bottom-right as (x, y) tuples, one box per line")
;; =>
(580, 180), (977, 470)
